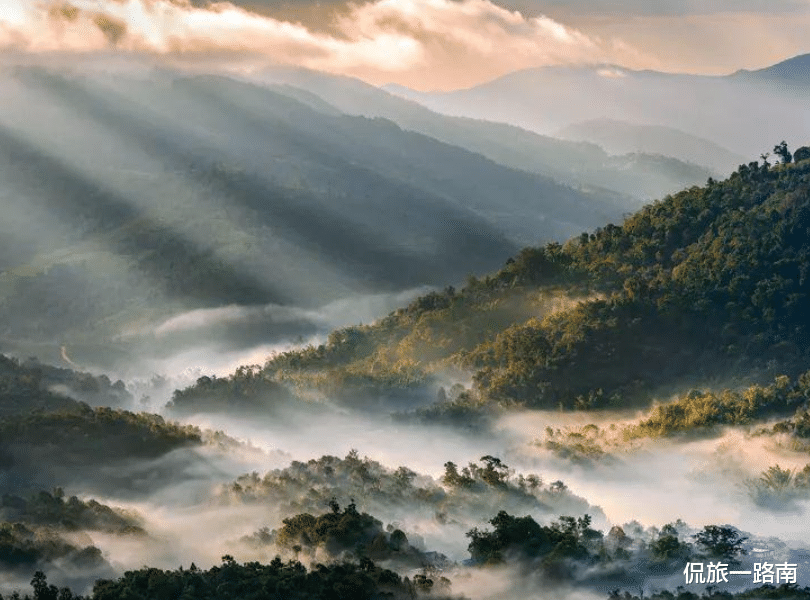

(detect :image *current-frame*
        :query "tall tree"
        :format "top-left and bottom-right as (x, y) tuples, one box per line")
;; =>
(774, 141), (792, 164)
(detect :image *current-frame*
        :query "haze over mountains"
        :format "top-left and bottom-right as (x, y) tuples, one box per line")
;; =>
(555, 119), (747, 174)
(0, 51), (806, 379)
(0, 59), (612, 371)
(0, 52), (749, 376)
(731, 53), (810, 89)
(2, 30), (810, 600)
(250, 67), (718, 201)
(386, 54), (810, 160)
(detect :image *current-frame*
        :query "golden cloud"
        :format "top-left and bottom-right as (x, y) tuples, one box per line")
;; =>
(0, 0), (647, 88)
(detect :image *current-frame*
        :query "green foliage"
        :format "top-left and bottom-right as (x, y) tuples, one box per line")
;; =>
(213, 156), (810, 414)
(0, 403), (202, 469)
(89, 555), (457, 600)
(254, 502), (434, 568)
(465, 512), (750, 587)
(231, 245), (592, 411)
(221, 452), (600, 531)
(0, 491), (143, 535)
(0, 356), (130, 417)
(650, 524), (691, 563)
(4, 556), (461, 599)
(222, 451), (444, 514)
(610, 584), (810, 600)
(441, 462), (474, 489)
(167, 366), (297, 415)
(442, 456), (510, 489)
(466, 511), (603, 579)
(0, 355), (199, 487)
(530, 370), (810, 449)
(0, 522), (106, 572)
(692, 525), (747, 562)
(745, 463), (810, 508)
(626, 373), (809, 438)
(472, 155), (810, 407)
(0, 571), (85, 600)
(760, 464), (796, 491)
(273, 501), (380, 553)
(774, 141), (793, 164)
(403, 392), (493, 430)
(542, 425), (613, 463)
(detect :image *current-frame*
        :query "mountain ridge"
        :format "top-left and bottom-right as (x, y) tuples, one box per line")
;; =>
(257, 66), (719, 202)
(382, 54), (810, 157)
(187, 150), (810, 416)
(731, 53), (810, 86)
(4, 63), (633, 370)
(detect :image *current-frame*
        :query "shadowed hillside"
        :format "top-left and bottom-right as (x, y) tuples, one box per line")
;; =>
(193, 148), (810, 415)
(0, 61), (629, 369)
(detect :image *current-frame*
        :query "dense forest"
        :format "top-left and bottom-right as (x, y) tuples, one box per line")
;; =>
(175, 149), (810, 420)
(219, 450), (602, 531)
(0, 505), (792, 600)
(54, 149), (795, 600)
(2, 50), (809, 599)
(2, 150), (809, 599)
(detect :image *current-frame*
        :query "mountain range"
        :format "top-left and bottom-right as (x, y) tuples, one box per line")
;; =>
(386, 54), (810, 159)
(0, 60), (626, 369)
(1, 53), (807, 373)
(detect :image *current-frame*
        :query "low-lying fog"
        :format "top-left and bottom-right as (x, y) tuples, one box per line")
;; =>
(8, 341), (810, 599)
(68, 400), (810, 572)
(2, 51), (809, 600)
(55, 285), (433, 401)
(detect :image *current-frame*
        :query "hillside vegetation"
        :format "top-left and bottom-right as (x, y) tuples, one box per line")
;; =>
(220, 451), (601, 525)
(1, 64), (636, 367)
(183, 151), (810, 415)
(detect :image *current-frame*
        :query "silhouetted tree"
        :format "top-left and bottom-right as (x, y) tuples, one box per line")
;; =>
(693, 525), (747, 562)
(774, 141), (792, 164)
(31, 572), (58, 600)
(760, 152), (771, 168)
(795, 146), (810, 162)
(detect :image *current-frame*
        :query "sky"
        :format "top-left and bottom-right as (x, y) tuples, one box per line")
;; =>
(1, 0), (809, 90)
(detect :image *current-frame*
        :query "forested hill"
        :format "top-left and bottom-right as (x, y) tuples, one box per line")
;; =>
(178, 149), (810, 414)
(0, 63), (632, 369)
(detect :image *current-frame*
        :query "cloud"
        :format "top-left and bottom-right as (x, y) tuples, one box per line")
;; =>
(156, 0), (810, 19)
(494, 0), (810, 18)
(0, 0), (420, 69)
(0, 0), (643, 88)
(340, 0), (600, 61)
(596, 67), (626, 78)
(571, 10), (810, 76)
(0, 1), (807, 89)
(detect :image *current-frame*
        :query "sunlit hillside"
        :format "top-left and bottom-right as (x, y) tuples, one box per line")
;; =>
(0, 5), (809, 597)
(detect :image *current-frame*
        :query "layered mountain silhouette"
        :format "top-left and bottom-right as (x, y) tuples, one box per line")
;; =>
(731, 53), (810, 90)
(221, 148), (810, 413)
(2, 53), (806, 372)
(555, 119), (745, 174)
(256, 67), (718, 201)
(386, 54), (810, 159)
(0, 61), (625, 368)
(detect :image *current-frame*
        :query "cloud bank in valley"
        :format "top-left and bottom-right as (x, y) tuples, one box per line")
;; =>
(0, 0), (645, 89)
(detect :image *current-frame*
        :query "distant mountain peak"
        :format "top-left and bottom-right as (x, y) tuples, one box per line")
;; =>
(731, 53), (810, 85)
